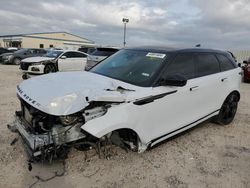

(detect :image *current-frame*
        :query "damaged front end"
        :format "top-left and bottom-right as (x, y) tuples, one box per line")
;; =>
(8, 98), (109, 162)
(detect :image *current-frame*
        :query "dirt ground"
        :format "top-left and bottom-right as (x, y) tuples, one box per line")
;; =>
(0, 64), (249, 188)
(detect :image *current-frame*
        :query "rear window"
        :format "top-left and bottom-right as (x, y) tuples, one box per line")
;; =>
(216, 54), (235, 71)
(196, 54), (220, 77)
(92, 48), (118, 56)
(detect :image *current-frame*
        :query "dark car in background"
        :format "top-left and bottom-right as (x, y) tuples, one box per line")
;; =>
(0, 47), (18, 63)
(1, 48), (47, 65)
(85, 47), (119, 70)
(0, 47), (11, 55)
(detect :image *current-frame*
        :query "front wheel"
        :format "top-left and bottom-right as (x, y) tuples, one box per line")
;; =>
(214, 93), (239, 125)
(44, 64), (56, 74)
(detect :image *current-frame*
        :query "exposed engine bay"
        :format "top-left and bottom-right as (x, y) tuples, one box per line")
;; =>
(8, 98), (138, 162)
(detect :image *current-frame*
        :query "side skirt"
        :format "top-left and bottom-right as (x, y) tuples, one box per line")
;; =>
(149, 109), (220, 148)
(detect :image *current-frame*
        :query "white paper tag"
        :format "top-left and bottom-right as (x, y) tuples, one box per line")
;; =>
(146, 52), (166, 59)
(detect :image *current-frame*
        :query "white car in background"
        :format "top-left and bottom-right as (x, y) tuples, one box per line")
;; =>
(20, 50), (88, 79)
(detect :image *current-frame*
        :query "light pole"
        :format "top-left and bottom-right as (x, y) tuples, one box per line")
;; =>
(122, 18), (129, 47)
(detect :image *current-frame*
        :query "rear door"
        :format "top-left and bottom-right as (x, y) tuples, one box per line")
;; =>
(216, 53), (241, 100)
(192, 53), (222, 116)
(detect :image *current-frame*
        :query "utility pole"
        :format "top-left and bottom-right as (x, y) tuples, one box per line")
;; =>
(122, 18), (129, 47)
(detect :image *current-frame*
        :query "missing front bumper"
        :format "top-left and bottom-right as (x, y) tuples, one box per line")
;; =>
(8, 115), (87, 159)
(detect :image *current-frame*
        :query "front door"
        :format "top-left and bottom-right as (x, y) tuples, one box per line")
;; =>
(58, 52), (75, 71)
(133, 53), (202, 143)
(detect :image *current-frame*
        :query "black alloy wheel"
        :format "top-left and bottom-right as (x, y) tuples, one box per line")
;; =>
(215, 93), (239, 125)
(44, 64), (56, 74)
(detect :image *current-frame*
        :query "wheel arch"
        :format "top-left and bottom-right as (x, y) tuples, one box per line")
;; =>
(230, 90), (240, 101)
(107, 128), (147, 152)
(44, 62), (58, 72)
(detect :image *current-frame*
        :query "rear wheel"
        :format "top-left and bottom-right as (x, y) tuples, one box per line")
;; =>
(44, 64), (56, 74)
(214, 93), (239, 125)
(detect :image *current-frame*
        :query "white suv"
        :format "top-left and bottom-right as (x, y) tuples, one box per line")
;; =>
(10, 47), (241, 161)
(20, 50), (88, 79)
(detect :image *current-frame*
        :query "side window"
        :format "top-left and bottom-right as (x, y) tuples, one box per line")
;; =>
(38, 49), (46, 54)
(63, 52), (74, 58)
(164, 53), (195, 79)
(33, 49), (40, 54)
(73, 52), (87, 58)
(195, 54), (220, 77)
(27, 49), (35, 54)
(216, 54), (235, 71)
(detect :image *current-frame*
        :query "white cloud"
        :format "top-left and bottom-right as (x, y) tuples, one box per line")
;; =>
(0, 0), (250, 49)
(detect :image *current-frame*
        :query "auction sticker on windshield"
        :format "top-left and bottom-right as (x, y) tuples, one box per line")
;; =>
(146, 52), (166, 59)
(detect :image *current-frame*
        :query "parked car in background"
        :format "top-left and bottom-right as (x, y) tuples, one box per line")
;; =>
(85, 47), (119, 70)
(1, 48), (47, 65)
(20, 50), (88, 79)
(242, 58), (250, 82)
(9, 47), (241, 161)
(0, 47), (18, 63)
(0, 47), (14, 55)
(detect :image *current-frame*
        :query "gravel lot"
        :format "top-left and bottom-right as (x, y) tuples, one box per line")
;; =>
(0, 64), (249, 188)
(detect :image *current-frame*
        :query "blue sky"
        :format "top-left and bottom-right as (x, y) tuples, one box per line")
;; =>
(0, 0), (249, 50)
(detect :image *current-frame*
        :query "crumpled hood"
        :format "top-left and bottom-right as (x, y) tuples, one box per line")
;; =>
(21, 56), (55, 63)
(17, 71), (144, 116)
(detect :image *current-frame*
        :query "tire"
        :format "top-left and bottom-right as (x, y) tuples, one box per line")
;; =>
(22, 74), (28, 80)
(44, 64), (56, 74)
(13, 58), (21, 65)
(213, 93), (239, 125)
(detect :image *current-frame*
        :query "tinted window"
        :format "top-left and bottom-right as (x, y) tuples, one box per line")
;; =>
(44, 50), (63, 58)
(39, 49), (47, 54)
(73, 52), (87, 58)
(164, 53), (195, 79)
(27, 49), (35, 54)
(217, 54), (235, 71)
(92, 48), (118, 56)
(63, 52), (87, 58)
(196, 54), (220, 77)
(63, 52), (74, 58)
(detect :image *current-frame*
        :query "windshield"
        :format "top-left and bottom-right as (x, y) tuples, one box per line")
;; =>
(44, 51), (63, 58)
(90, 49), (167, 87)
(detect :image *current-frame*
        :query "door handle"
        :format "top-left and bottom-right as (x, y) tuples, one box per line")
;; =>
(190, 86), (199, 91)
(221, 78), (228, 82)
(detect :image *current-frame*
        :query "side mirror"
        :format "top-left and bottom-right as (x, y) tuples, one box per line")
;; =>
(160, 74), (187, 87)
(60, 56), (67, 59)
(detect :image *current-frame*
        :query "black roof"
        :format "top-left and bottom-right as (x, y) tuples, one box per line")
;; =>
(126, 46), (228, 54)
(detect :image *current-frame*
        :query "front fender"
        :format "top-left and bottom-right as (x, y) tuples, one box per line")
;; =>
(81, 103), (146, 144)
